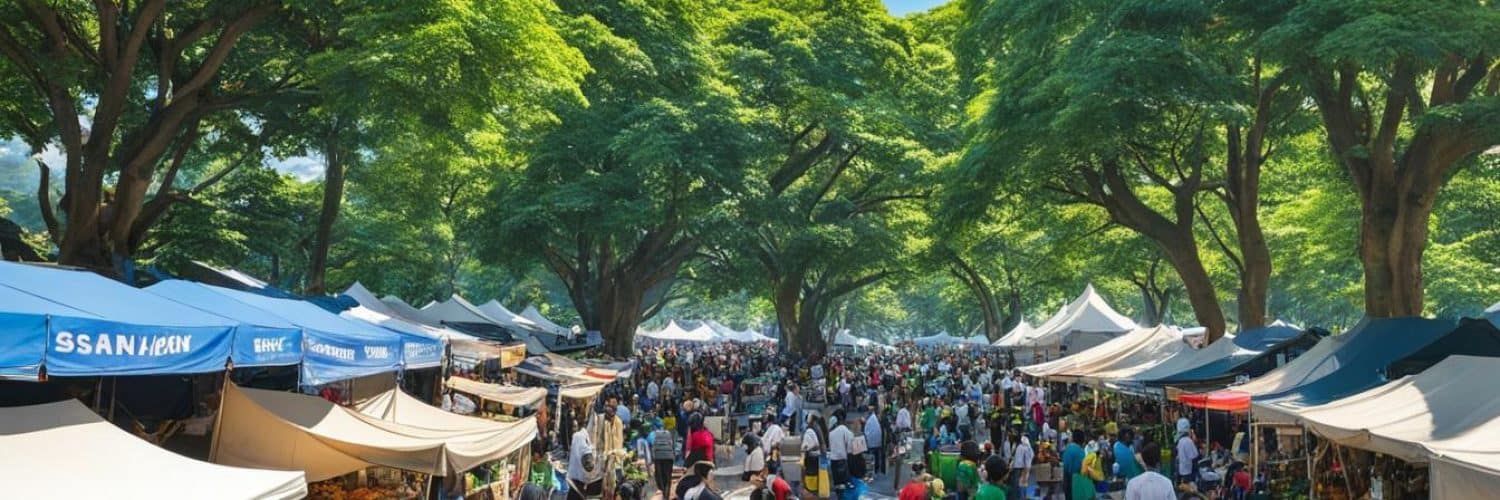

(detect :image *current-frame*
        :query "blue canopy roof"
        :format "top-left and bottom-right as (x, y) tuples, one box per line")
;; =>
(0, 262), (236, 377)
(0, 284), (96, 379)
(1150, 325), (1310, 384)
(144, 280), (304, 368)
(194, 284), (404, 385)
(1254, 317), (1458, 410)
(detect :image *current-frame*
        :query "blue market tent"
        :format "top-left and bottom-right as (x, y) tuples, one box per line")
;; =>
(0, 261), (237, 378)
(1252, 317), (1458, 422)
(1148, 325), (1319, 385)
(1386, 317), (1500, 379)
(144, 280), (304, 368)
(176, 282), (406, 386)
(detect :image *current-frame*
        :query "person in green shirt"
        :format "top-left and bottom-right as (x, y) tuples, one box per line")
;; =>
(920, 402), (938, 435)
(956, 441), (981, 500)
(976, 454), (1008, 500)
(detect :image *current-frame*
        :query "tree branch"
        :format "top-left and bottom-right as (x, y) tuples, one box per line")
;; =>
(174, 4), (278, 99)
(35, 159), (61, 244)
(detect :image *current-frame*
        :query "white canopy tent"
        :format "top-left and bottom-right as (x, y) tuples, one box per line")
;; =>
(1018, 326), (1182, 382)
(834, 330), (892, 350)
(960, 334), (991, 346)
(0, 399), (306, 499)
(421, 296), (552, 355)
(913, 332), (961, 346)
(639, 320), (723, 343)
(994, 320), (1034, 346)
(998, 284), (1136, 357)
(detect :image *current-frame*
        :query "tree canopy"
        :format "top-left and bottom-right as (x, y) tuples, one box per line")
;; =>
(2, 0), (1496, 358)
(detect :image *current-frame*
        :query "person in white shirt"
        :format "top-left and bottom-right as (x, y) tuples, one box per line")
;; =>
(864, 407), (885, 475)
(827, 411), (857, 486)
(1008, 427), (1034, 491)
(663, 377), (677, 399)
(784, 386), (804, 432)
(761, 416), (787, 457)
(895, 406), (913, 432)
(1127, 442), (1176, 500)
(1176, 431), (1200, 484)
(647, 380), (660, 401)
(567, 423), (597, 499)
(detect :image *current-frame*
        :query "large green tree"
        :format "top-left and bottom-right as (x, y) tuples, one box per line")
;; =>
(709, 0), (947, 357)
(478, 0), (750, 357)
(957, 0), (1311, 341)
(0, 0), (298, 271)
(1255, 0), (1500, 317)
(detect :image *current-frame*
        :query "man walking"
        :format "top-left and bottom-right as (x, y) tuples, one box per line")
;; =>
(865, 405), (885, 477)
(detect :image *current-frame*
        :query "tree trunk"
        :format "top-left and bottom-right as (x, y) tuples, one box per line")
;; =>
(949, 255), (1004, 341)
(1358, 195), (1431, 317)
(1137, 284), (1162, 327)
(1161, 236), (1227, 341)
(306, 128), (347, 295)
(1236, 219), (1272, 328)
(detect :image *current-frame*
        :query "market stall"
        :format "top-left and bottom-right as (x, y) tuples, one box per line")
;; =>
(0, 398), (306, 499)
(213, 384), (535, 482)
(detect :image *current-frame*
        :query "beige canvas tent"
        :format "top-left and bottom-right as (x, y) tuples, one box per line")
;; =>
(445, 376), (548, 407)
(0, 399), (306, 499)
(213, 385), (536, 481)
(1019, 326), (1182, 382)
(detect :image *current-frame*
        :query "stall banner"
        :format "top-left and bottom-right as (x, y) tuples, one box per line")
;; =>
(401, 334), (444, 370)
(46, 316), (233, 376)
(0, 311), (45, 379)
(232, 325), (304, 368)
(300, 327), (403, 386)
(499, 343), (527, 368)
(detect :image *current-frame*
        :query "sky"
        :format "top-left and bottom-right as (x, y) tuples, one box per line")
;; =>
(884, 0), (948, 16)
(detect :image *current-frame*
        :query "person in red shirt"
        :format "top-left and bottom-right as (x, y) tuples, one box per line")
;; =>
(685, 412), (716, 463)
(899, 464), (930, 500)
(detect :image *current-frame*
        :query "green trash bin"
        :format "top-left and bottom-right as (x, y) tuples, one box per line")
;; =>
(933, 451), (959, 487)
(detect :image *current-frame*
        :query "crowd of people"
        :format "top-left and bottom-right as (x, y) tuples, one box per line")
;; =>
(550, 340), (1251, 500)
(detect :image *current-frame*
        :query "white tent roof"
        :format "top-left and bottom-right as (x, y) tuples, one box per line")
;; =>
(640, 320), (721, 343)
(1019, 326), (1182, 381)
(422, 295), (505, 326)
(960, 334), (991, 345)
(994, 320), (1034, 346)
(519, 305), (572, 336)
(1487, 302), (1499, 313)
(705, 320), (765, 343)
(834, 330), (889, 349)
(0, 399), (306, 499)
(1000, 285), (1136, 348)
(344, 284), (480, 343)
(912, 331), (960, 346)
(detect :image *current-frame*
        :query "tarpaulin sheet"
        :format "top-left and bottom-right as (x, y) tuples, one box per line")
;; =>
(146, 280), (304, 368)
(445, 377), (547, 407)
(0, 398), (306, 499)
(206, 286), (403, 385)
(0, 262), (236, 377)
(1252, 317), (1456, 422)
(1140, 325), (1308, 385)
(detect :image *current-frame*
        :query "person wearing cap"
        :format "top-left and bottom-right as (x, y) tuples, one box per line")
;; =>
(1175, 427), (1199, 486)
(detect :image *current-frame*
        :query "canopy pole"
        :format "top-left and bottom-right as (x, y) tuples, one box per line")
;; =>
(93, 376), (104, 412)
(209, 366), (231, 462)
(108, 376), (118, 422)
